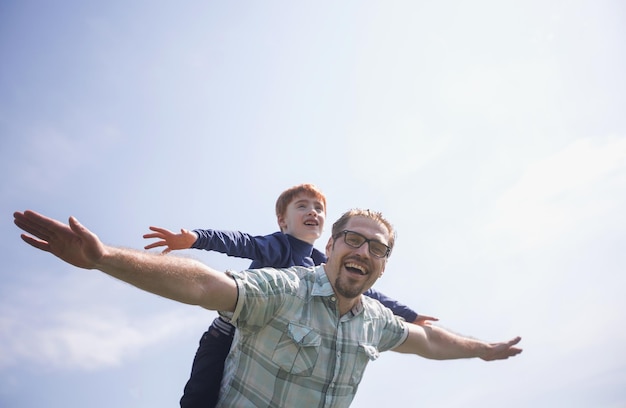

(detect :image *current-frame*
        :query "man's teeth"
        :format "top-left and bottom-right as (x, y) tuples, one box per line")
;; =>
(346, 263), (366, 275)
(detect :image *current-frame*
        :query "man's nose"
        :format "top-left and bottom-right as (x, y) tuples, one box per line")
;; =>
(354, 242), (370, 257)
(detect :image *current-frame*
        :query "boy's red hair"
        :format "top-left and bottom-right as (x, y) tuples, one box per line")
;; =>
(275, 183), (327, 219)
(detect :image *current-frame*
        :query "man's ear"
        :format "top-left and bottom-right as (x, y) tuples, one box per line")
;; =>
(378, 261), (386, 279)
(325, 237), (334, 257)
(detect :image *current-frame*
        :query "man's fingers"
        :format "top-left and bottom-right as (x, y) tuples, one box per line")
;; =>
(481, 336), (523, 361)
(20, 233), (51, 252)
(508, 336), (522, 346)
(68, 216), (84, 234)
(14, 211), (52, 242)
(499, 337), (523, 359)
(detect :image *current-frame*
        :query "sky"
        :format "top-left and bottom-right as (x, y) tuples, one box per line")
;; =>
(1, 1), (625, 407)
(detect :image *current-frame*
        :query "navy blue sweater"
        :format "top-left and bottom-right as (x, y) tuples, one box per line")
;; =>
(193, 229), (418, 322)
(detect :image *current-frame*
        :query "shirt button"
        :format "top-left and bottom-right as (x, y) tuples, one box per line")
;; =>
(331, 296), (336, 302)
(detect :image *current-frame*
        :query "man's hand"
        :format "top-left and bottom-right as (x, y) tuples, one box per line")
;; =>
(143, 226), (197, 254)
(14, 210), (105, 269)
(480, 336), (523, 361)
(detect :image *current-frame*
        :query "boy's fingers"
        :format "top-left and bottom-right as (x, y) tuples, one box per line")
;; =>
(149, 226), (170, 234)
(144, 241), (165, 250)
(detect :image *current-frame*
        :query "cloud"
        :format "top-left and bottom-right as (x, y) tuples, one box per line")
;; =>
(0, 273), (208, 372)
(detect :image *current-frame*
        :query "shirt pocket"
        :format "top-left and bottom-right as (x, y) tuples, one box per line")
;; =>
(272, 322), (321, 376)
(350, 343), (380, 385)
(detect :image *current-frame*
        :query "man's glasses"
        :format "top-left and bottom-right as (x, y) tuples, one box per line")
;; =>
(333, 230), (391, 258)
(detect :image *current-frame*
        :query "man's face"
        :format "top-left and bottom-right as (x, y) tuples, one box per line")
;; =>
(278, 193), (325, 244)
(324, 216), (389, 300)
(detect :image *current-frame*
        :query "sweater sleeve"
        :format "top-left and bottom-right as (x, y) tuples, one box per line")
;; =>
(191, 229), (293, 268)
(363, 288), (419, 322)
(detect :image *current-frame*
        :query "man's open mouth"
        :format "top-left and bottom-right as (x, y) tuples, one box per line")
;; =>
(345, 262), (366, 275)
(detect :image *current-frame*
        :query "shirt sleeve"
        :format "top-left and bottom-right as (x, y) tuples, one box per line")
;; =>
(192, 230), (293, 267)
(363, 288), (419, 323)
(362, 297), (409, 352)
(223, 267), (301, 335)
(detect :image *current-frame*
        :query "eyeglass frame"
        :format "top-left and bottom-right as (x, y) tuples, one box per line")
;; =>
(332, 230), (391, 258)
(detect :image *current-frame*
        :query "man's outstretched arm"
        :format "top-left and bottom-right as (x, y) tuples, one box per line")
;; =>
(14, 210), (238, 312)
(394, 322), (522, 361)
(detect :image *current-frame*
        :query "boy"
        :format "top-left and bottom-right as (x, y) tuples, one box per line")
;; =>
(143, 183), (436, 408)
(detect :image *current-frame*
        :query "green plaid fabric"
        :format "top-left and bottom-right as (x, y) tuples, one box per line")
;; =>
(217, 265), (408, 408)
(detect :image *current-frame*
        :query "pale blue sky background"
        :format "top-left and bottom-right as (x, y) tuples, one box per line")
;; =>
(1, 1), (625, 407)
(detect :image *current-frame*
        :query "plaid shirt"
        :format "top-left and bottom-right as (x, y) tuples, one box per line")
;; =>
(216, 265), (409, 408)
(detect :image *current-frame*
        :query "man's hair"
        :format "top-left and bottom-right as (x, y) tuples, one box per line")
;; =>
(275, 183), (327, 219)
(331, 209), (396, 256)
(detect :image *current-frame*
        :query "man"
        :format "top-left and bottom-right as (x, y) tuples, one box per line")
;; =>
(13, 208), (522, 407)
(142, 183), (435, 408)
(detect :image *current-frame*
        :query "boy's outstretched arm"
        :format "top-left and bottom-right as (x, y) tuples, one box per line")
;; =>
(365, 288), (439, 325)
(143, 226), (198, 254)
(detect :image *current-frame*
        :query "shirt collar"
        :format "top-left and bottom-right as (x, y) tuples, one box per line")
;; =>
(311, 265), (364, 317)
(311, 265), (334, 297)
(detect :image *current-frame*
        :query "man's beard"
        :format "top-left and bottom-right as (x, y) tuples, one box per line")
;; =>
(334, 275), (365, 299)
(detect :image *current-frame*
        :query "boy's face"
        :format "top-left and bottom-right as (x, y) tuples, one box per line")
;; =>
(278, 193), (325, 244)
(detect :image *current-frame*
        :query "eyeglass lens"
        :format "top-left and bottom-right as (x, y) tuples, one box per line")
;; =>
(343, 231), (388, 257)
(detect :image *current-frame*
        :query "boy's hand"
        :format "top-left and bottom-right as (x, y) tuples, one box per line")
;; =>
(143, 226), (197, 254)
(413, 314), (439, 326)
